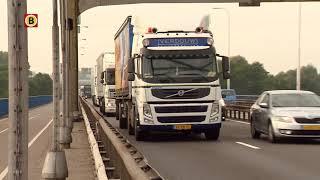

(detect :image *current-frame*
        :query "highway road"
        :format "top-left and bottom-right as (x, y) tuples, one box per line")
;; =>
(89, 100), (320, 180)
(0, 103), (53, 180)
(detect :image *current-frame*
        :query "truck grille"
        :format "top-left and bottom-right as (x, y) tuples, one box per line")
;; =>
(151, 88), (210, 99)
(295, 118), (320, 124)
(155, 106), (208, 113)
(157, 116), (206, 123)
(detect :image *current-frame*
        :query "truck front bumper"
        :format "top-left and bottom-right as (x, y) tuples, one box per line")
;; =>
(139, 123), (221, 133)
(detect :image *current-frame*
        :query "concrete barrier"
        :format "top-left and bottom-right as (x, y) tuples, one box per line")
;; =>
(0, 95), (53, 118)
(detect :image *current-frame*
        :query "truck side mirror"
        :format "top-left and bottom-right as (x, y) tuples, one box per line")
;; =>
(128, 73), (135, 81)
(128, 57), (135, 74)
(222, 56), (230, 79)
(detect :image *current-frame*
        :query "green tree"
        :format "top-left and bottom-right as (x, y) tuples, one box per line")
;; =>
(29, 73), (53, 96)
(0, 51), (8, 98)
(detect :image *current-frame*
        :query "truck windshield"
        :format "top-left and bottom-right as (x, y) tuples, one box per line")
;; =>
(142, 55), (217, 83)
(106, 68), (115, 85)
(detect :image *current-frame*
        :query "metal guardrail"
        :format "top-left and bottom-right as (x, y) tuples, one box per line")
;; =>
(0, 95), (53, 117)
(80, 98), (163, 180)
(225, 100), (255, 122)
(80, 102), (108, 180)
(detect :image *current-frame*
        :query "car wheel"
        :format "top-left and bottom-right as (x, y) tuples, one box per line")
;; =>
(251, 118), (261, 139)
(204, 128), (220, 141)
(268, 122), (278, 143)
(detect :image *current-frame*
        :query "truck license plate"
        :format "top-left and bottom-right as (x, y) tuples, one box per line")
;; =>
(303, 125), (320, 130)
(175, 125), (192, 130)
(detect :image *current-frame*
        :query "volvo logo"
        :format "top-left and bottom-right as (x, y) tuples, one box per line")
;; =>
(177, 90), (185, 96)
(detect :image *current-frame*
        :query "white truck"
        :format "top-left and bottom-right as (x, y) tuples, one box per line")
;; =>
(92, 54), (105, 107)
(114, 16), (230, 141)
(99, 52), (116, 116)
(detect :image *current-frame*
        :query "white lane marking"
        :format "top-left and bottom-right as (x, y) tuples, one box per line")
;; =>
(0, 119), (53, 179)
(236, 142), (261, 150)
(0, 128), (8, 135)
(227, 119), (250, 125)
(0, 117), (39, 136)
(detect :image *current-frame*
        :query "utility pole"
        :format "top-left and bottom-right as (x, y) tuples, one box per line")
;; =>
(297, 2), (302, 91)
(60, 0), (72, 149)
(7, 0), (29, 179)
(42, 0), (68, 179)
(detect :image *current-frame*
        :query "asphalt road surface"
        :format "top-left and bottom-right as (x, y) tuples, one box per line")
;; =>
(89, 100), (320, 180)
(0, 103), (53, 179)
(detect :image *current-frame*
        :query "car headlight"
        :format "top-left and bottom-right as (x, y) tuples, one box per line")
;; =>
(272, 116), (294, 123)
(210, 103), (219, 117)
(143, 103), (153, 118)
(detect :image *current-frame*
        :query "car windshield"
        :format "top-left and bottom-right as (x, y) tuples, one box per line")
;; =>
(272, 93), (320, 107)
(142, 55), (217, 83)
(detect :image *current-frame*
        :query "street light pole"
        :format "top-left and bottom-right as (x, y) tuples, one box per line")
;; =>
(42, 0), (68, 178)
(297, 2), (302, 91)
(212, 8), (231, 89)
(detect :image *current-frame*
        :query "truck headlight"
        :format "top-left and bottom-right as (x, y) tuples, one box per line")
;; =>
(143, 103), (153, 118)
(272, 116), (294, 123)
(210, 103), (219, 117)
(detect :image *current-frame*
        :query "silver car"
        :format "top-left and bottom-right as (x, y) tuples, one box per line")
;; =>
(250, 90), (320, 143)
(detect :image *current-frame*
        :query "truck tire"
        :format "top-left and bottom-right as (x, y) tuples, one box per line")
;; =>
(205, 128), (220, 140)
(134, 107), (146, 141)
(100, 99), (106, 115)
(115, 100), (119, 120)
(92, 95), (96, 106)
(119, 103), (128, 129)
(128, 104), (135, 135)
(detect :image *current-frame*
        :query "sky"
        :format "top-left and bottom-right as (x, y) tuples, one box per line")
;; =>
(0, 1), (320, 75)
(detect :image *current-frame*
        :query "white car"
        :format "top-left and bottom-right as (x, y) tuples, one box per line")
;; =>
(250, 90), (320, 143)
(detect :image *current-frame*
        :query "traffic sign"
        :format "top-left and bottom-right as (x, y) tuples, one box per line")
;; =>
(24, 14), (38, 28)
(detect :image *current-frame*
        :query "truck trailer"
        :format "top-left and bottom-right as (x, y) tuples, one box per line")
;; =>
(114, 16), (230, 141)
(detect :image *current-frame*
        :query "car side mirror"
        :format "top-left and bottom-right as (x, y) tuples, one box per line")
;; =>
(128, 73), (135, 81)
(259, 103), (269, 108)
(222, 56), (230, 79)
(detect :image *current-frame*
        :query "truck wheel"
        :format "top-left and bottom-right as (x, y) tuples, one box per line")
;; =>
(119, 103), (128, 129)
(115, 101), (119, 120)
(100, 99), (106, 115)
(128, 105), (135, 135)
(92, 95), (96, 106)
(205, 128), (220, 140)
(134, 107), (145, 141)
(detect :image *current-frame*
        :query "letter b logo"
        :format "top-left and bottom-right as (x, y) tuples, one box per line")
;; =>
(24, 14), (38, 28)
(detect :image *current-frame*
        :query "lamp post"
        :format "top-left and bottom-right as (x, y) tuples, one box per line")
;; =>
(297, 2), (302, 90)
(212, 8), (231, 89)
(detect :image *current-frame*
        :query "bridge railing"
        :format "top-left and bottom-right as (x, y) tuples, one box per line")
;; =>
(224, 95), (259, 122)
(0, 95), (53, 118)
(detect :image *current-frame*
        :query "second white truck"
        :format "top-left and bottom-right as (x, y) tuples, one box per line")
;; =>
(99, 52), (116, 116)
